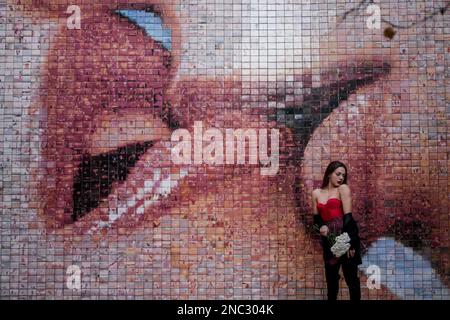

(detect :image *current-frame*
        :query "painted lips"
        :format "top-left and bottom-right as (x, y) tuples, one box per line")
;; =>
(75, 141), (190, 234)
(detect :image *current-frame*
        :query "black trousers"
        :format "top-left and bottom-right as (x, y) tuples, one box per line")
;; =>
(324, 255), (361, 300)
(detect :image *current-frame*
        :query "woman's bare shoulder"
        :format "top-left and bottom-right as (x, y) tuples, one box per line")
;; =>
(338, 184), (351, 194)
(312, 188), (321, 197)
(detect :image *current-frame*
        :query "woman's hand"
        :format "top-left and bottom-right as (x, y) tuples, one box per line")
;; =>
(347, 248), (355, 258)
(319, 225), (329, 237)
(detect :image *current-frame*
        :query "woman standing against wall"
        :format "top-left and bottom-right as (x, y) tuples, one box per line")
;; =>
(312, 161), (362, 300)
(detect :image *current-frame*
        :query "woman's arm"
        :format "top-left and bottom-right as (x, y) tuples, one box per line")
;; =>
(312, 189), (328, 236)
(312, 189), (321, 227)
(339, 184), (352, 214)
(312, 189), (318, 215)
(339, 184), (360, 257)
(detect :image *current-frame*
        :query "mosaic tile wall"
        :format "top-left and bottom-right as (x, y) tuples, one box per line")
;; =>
(0, 0), (449, 299)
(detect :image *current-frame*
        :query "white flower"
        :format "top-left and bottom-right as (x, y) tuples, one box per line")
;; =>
(335, 232), (351, 244)
(330, 232), (351, 258)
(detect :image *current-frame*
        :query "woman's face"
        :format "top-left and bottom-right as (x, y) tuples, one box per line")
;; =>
(5, 0), (450, 298)
(329, 167), (346, 188)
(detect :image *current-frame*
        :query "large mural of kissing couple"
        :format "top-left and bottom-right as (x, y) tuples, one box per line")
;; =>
(0, 0), (449, 299)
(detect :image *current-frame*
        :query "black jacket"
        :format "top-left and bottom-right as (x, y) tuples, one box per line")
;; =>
(315, 212), (362, 265)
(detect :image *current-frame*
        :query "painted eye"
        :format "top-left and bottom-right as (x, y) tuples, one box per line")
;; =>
(115, 9), (172, 51)
(274, 61), (390, 159)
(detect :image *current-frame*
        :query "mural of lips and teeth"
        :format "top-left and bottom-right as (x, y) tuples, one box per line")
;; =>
(1, 0), (449, 299)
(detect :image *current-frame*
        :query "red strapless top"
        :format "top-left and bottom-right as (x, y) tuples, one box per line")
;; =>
(317, 198), (344, 222)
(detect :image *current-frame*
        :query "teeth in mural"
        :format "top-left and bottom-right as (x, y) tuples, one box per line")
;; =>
(135, 167), (189, 215)
(87, 141), (190, 234)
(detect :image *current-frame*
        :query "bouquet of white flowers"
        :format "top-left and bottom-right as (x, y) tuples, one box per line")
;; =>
(330, 232), (351, 258)
(313, 225), (351, 258)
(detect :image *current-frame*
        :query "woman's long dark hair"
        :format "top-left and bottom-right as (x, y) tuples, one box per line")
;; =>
(321, 161), (348, 189)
